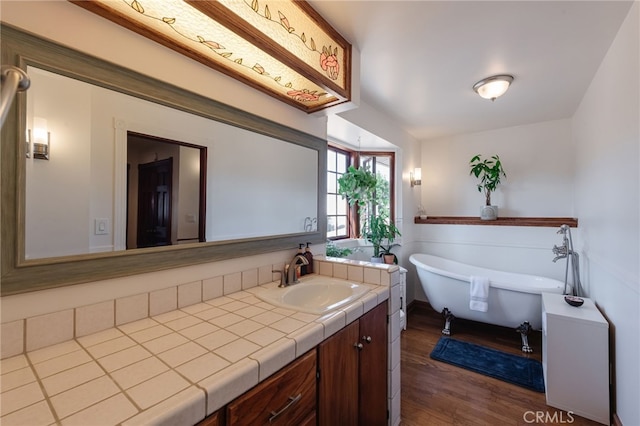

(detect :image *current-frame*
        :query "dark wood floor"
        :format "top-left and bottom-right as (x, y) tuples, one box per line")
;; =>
(400, 303), (603, 426)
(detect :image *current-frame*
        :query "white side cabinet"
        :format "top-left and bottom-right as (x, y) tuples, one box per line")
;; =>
(399, 267), (407, 330)
(541, 293), (609, 424)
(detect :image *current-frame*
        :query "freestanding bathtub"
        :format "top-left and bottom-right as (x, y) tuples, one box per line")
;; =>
(409, 253), (564, 333)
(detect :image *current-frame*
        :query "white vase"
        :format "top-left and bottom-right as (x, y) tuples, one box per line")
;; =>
(480, 205), (498, 220)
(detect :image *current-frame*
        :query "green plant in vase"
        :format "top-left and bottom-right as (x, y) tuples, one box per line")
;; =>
(337, 164), (400, 262)
(469, 154), (506, 220)
(362, 214), (401, 259)
(337, 165), (377, 209)
(379, 242), (400, 264)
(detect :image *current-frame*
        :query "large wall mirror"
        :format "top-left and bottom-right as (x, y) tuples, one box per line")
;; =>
(1, 25), (327, 295)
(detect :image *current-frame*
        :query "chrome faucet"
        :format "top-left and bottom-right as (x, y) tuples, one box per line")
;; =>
(551, 224), (584, 296)
(279, 254), (309, 287)
(552, 243), (568, 263)
(552, 224), (570, 263)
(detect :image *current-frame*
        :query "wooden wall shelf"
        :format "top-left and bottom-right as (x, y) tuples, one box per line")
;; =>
(414, 216), (578, 228)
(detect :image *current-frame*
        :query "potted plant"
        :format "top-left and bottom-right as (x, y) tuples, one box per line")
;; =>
(379, 242), (400, 264)
(338, 165), (400, 262)
(362, 214), (401, 262)
(337, 165), (377, 209)
(469, 154), (507, 220)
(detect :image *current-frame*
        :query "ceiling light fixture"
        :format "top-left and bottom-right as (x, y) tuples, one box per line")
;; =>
(70, 0), (352, 113)
(473, 74), (514, 101)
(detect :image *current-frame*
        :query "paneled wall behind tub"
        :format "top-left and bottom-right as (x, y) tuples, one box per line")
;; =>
(410, 225), (575, 302)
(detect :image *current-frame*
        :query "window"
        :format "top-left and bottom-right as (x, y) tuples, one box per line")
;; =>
(327, 146), (350, 239)
(327, 146), (395, 240)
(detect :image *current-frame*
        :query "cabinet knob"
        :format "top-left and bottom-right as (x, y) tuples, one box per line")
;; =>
(354, 343), (364, 350)
(362, 336), (372, 343)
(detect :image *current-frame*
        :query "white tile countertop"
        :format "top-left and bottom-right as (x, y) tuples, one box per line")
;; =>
(0, 276), (390, 425)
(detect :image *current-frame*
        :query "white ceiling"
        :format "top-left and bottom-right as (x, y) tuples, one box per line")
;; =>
(309, 0), (634, 142)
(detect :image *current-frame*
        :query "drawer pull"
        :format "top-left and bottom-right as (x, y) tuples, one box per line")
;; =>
(268, 393), (302, 423)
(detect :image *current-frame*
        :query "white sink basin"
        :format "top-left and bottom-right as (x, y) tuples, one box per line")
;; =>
(255, 276), (371, 314)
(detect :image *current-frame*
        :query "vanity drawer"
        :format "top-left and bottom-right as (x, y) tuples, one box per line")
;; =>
(226, 350), (317, 426)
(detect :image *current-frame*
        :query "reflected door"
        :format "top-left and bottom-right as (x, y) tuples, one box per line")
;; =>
(137, 158), (172, 248)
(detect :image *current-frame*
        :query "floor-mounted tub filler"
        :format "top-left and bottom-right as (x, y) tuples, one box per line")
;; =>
(409, 253), (564, 352)
(552, 224), (585, 297)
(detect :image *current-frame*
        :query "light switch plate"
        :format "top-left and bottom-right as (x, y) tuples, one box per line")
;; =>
(94, 218), (109, 235)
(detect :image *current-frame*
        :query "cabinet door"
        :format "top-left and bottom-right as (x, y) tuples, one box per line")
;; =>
(196, 409), (223, 426)
(317, 320), (360, 426)
(358, 301), (388, 426)
(226, 350), (316, 426)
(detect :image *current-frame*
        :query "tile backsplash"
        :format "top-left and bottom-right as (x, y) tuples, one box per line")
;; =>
(1, 257), (399, 359)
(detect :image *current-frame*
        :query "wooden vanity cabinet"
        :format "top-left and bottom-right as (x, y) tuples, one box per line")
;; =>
(196, 409), (223, 426)
(317, 301), (388, 426)
(358, 301), (388, 425)
(317, 319), (360, 425)
(226, 350), (317, 426)
(196, 301), (389, 426)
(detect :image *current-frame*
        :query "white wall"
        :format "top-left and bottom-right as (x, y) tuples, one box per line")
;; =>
(421, 119), (575, 217)
(572, 3), (639, 424)
(25, 68), (92, 259)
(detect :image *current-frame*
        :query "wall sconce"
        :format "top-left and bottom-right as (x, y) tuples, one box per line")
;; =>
(70, 0), (352, 113)
(473, 74), (514, 101)
(410, 168), (422, 187)
(28, 117), (50, 160)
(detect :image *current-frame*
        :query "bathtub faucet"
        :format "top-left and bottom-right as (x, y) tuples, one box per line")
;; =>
(552, 224), (570, 263)
(552, 244), (568, 263)
(552, 224), (584, 296)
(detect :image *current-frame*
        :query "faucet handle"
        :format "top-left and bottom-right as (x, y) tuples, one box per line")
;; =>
(273, 268), (287, 287)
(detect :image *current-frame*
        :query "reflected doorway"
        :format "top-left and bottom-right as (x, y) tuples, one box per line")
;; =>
(137, 158), (172, 248)
(127, 132), (207, 249)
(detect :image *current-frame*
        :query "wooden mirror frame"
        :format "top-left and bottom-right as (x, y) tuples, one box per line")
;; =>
(1, 25), (327, 296)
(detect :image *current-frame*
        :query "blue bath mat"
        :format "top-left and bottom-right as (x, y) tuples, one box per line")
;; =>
(430, 337), (545, 393)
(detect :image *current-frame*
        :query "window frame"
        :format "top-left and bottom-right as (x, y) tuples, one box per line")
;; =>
(327, 144), (396, 241)
(327, 145), (351, 240)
